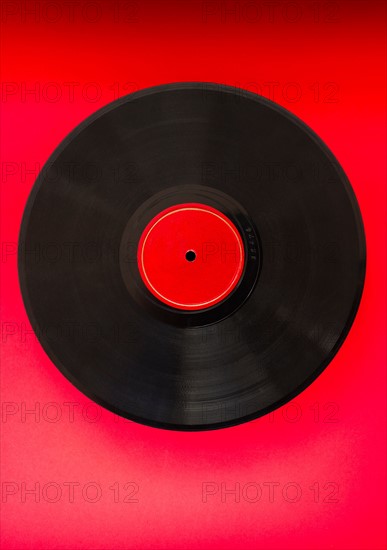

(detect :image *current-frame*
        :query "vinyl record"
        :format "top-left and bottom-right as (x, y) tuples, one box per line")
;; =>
(18, 83), (366, 430)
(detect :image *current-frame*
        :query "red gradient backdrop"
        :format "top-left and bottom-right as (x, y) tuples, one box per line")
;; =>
(0, 1), (386, 549)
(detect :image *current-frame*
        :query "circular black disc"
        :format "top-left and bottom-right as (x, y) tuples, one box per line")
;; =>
(19, 83), (366, 430)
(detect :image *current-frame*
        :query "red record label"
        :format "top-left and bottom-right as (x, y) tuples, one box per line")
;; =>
(137, 203), (245, 310)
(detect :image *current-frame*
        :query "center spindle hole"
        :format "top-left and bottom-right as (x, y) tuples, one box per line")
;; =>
(185, 250), (196, 262)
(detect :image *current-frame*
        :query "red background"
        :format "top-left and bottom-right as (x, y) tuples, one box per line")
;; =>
(1, 1), (386, 549)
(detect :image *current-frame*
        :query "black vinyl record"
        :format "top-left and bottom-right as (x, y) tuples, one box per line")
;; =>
(19, 83), (366, 430)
